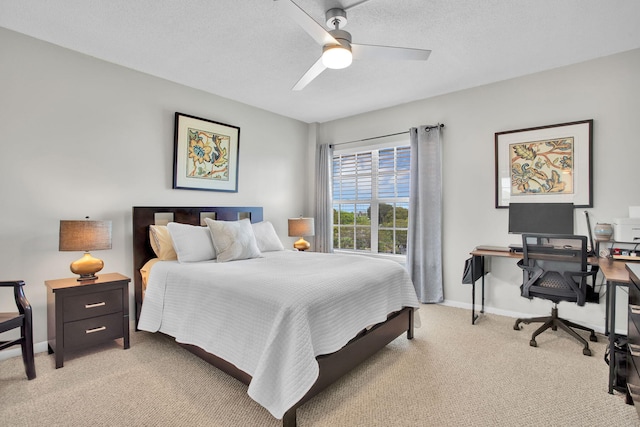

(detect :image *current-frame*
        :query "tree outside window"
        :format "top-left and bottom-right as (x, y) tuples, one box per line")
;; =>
(332, 145), (410, 255)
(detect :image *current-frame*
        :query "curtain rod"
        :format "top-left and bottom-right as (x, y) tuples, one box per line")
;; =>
(330, 124), (444, 148)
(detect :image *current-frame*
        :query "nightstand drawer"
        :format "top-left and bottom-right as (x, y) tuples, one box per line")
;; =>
(63, 289), (123, 322)
(63, 312), (124, 350)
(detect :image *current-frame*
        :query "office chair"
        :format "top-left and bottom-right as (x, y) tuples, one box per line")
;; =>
(513, 234), (598, 356)
(0, 280), (36, 379)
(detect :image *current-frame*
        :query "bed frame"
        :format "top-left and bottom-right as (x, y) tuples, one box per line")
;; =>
(132, 206), (414, 427)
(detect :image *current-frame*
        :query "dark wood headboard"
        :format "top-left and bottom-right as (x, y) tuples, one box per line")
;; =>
(132, 206), (264, 327)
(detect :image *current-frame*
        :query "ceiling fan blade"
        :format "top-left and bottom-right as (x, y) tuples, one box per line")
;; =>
(278, 0), (339, 46)
(352, 43), (431, 61)
(292, 57), (327, 91)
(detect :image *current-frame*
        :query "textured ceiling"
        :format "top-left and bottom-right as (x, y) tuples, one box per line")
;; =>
(1, 0), (640, 123)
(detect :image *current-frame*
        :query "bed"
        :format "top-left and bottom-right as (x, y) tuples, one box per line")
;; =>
(132, 206), (419, 427)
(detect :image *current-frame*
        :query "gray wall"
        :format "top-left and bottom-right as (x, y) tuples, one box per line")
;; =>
(2, 24), (639, 356)
(0, 28), (310, 350)
(317, 47), (640, 333)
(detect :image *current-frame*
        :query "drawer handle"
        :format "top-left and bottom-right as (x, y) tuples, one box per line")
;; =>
(85, 326), (106, 334)
(630, 344), (640, 357)
(631, 304), (640, 315)
(85, 302), (106, 309)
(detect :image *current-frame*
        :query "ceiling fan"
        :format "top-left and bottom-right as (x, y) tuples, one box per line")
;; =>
(277, 0), (432, 90)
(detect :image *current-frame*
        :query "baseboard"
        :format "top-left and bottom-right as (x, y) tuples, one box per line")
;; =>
(0, 341), (48, 362)
(1, 319), (139, 362)
(0, 307), (617, 363)
(438, 300), (610, 335)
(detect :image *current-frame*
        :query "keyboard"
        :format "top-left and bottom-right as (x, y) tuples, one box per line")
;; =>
(475, 245), (511, 252)
(510, 243), (556, 253)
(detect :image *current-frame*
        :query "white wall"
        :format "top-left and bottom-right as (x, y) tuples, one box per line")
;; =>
(2, 25), (639, 358)
(0, 28), (310, 350)
(317, 48), (640, 333)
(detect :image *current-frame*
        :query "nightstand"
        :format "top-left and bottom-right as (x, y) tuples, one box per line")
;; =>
(45, 272), (130, 368)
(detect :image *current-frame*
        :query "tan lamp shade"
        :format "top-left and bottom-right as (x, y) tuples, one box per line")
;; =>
(288, 218), (315, 251)
(59, 220), (112, 281)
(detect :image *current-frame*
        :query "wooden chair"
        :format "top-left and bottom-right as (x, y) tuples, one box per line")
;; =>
(0, 280), (36, 379)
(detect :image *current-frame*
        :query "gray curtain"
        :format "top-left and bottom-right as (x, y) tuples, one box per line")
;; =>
(407, 125), (443, 303)
(314, 143), (334, 253)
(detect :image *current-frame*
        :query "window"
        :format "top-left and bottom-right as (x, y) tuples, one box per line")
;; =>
(332, 142), (410, 256)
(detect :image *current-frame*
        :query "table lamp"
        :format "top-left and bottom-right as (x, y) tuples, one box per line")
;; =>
(59, 218), (112, 281)
(288, 217), (315, 251)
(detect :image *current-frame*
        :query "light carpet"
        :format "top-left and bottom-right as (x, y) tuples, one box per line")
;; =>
(1, 304), (638, 426)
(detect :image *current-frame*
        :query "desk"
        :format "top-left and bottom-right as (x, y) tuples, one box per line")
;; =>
(468, 248), (521, 325)
(468, 248), (601, 323)
(599, 258), (631, 394)
(468, 248), (629, 394)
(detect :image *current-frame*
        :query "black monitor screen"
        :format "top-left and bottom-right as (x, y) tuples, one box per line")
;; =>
(508, 202), (574, 235)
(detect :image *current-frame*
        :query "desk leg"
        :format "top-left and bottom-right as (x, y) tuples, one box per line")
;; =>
(471, 280), (477, 324)
(607, 279), (616, 394)
(471, 256), (485, 325)
(605, 280), (611, 336)
(481, 256), (485, 314)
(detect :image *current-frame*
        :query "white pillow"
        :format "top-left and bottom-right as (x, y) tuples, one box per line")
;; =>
(252, 221), (285, 252)
(149, 225), (178, 261)
(166, 222), (216, 263)
(205, 218), (261, 263)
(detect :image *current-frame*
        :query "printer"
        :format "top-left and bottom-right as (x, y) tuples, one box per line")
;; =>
(613, 217), (640, 243)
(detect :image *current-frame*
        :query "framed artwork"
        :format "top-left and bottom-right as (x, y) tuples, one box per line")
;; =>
(173, 112), (240, 192)
(495, 119), (592, 208)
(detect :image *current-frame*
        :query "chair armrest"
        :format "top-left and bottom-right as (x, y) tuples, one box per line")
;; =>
(564, 270), (598, 306)
(0, 280), (31, 316)
(517, 259), (544, 299)
(567, 270), (598, 283)
(516, 259), (536, 272)
(0, 280), (25, 287)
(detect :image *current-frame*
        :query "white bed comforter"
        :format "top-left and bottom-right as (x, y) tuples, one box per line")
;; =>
(138, 251), (419, 419)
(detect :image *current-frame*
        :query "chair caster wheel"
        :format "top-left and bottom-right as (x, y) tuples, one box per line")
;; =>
(589, 334), (597, 342)
(514, 320), (522, 331)
(529, 340), (537, 347)
(583, 348), (592, 356)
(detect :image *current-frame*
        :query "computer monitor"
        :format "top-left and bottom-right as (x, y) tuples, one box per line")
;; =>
(508, 202), (574, 235)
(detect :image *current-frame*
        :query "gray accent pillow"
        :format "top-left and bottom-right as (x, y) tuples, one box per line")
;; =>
(252, 221), (285, 252)
(205, 218), (262, 262)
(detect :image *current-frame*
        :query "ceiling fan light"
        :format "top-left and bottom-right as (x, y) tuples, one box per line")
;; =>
(322, 45), (352, 69)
